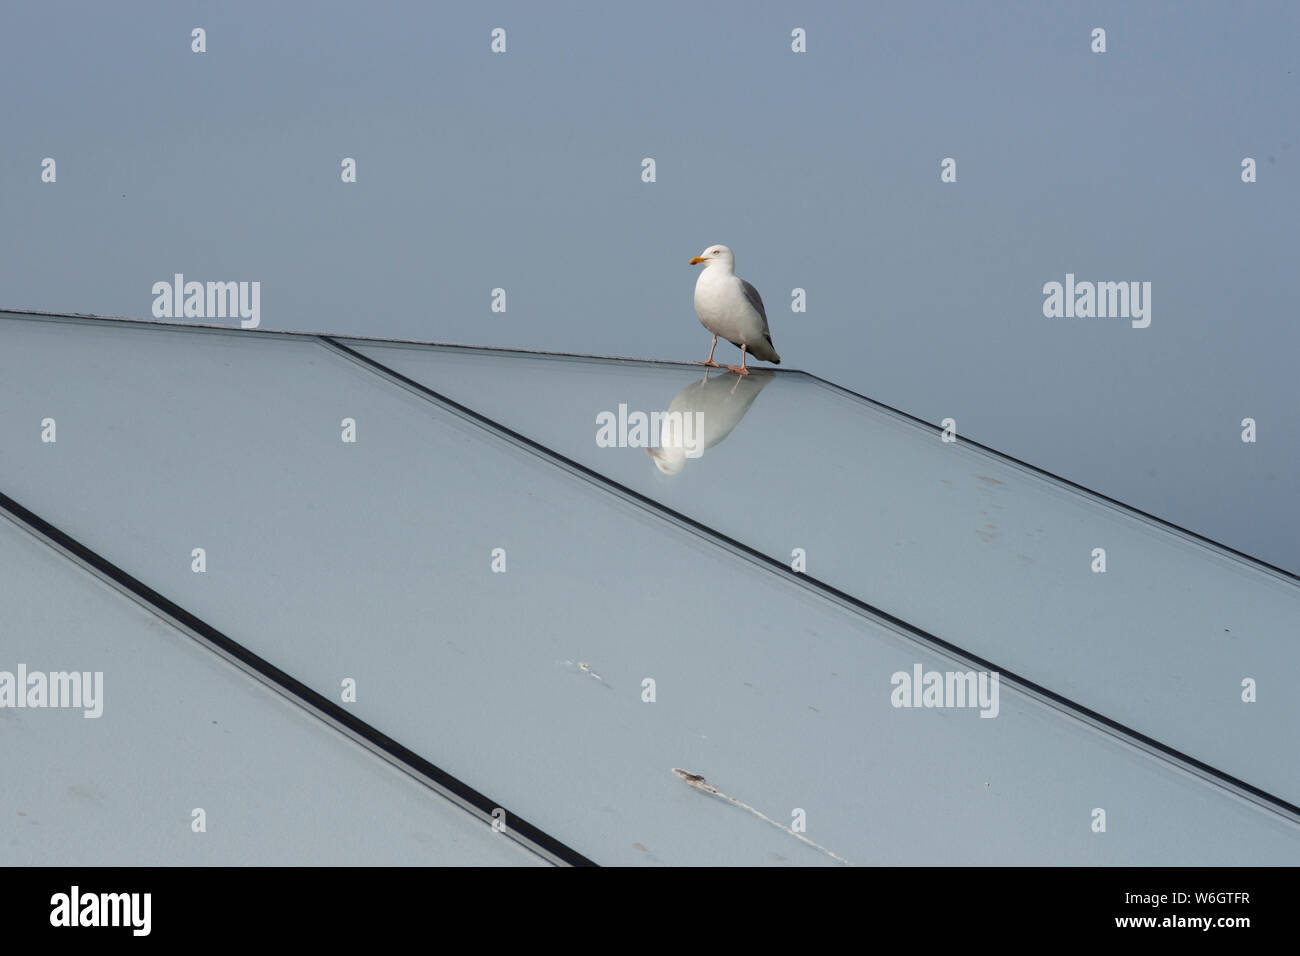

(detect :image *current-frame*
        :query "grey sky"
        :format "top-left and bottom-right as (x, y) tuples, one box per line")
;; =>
(3, 0), (1296, 570)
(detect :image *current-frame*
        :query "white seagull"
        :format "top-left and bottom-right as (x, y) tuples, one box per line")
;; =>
(689, 244), (780, 375)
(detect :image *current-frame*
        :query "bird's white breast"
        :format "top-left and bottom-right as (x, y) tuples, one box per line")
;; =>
(694, 269), (763, 343)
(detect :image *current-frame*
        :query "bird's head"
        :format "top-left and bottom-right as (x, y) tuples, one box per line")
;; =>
(689, 244), (733, 269)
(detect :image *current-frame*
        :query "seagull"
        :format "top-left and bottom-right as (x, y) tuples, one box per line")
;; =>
(689, 244), (780, 375)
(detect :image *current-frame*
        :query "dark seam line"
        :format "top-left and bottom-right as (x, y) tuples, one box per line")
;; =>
(798, 372), (1300, 584)
(320, 335), (1300, 824)
(6, 307), (1295, 582)
(0, 489), (597, 867)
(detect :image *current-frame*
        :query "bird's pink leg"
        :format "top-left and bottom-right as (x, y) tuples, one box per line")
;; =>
(726, 345), (750, 376)
(696, 336), (721, 368)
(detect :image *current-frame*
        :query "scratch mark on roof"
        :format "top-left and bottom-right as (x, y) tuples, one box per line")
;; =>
(564, 659), (611, 688)
(671, 768), (850, 864)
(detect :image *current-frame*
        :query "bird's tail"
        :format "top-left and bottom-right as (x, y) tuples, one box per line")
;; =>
(758, 333), (780, 364)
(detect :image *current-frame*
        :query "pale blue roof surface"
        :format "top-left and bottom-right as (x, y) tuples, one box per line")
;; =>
(2, 310), (1298, 865)
(0, 513), (542, 866)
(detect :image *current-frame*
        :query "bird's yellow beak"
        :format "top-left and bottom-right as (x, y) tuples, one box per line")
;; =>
(689, 256), (707, 265)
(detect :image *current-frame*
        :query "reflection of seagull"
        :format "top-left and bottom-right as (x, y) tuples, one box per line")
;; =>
(647, 368), (774, 475)
(689, 244), (780, 376)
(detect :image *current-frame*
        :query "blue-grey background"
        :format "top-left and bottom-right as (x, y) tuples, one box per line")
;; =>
(3, 0), (1297, 572)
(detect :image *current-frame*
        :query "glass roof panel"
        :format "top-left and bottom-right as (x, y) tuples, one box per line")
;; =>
(2, 313), (1297, 864)
(347, 340), (1300, 807)
(0, 512), (542, 866)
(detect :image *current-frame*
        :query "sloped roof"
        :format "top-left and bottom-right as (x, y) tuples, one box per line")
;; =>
(3, 310), (1298, 865)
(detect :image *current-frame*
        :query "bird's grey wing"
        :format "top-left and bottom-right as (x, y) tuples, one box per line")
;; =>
(740, 278), (777, 358)
(739, 278), (769, 331)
